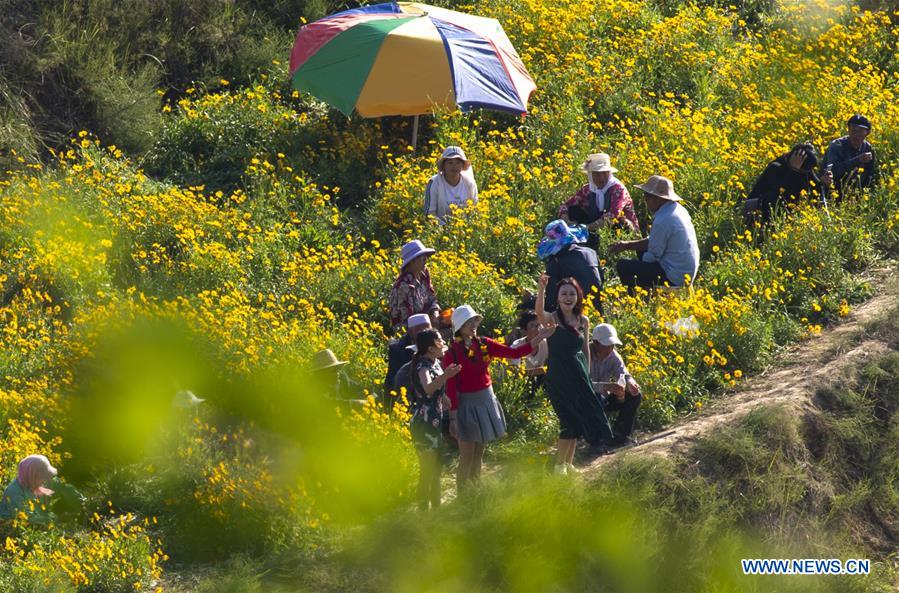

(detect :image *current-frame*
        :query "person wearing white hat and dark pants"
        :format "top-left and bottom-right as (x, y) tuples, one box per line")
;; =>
(424, 146), (478, 224)
(442, 305), (554, 493)
(388, 240), (440, 334)
(385, 313), (433, 412)
(559, 152), (640, 251)
(589, 323), (642, 446)
(610, 175), (700, 292)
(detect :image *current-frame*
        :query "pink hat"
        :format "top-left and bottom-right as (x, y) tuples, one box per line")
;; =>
(17, 454), (57, 496)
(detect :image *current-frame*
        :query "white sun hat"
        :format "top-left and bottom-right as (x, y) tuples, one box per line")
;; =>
(591, 323), (623, 346)
(452, 304), (483, 334)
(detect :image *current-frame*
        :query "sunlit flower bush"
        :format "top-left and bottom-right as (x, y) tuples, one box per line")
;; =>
(1, 1), (899, 587)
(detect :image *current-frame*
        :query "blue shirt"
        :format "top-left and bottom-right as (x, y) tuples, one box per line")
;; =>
(643, 201), (700, 286)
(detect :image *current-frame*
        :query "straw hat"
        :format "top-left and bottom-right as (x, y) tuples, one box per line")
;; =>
(400, 239), (436, 269)
(635, 175), (682, 202)
(311, 349), (348, 371)
(591, 323), (623, 346)
(452, 305), (483, 334)
(579, 153), (618, 174)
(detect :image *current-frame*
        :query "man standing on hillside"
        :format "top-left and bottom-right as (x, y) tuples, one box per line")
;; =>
(825, 114), (878, 198)
(610, 175), (699, 292)
(384, 314), (432, 411)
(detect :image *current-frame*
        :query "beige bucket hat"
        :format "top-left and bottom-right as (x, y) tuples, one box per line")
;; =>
(635, 175), (682, 202)
(579, 153), (618, 174)
(311, 349), (348, 371)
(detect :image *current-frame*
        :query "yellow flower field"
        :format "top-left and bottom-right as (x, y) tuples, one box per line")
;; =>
(1, 0), (898, 589)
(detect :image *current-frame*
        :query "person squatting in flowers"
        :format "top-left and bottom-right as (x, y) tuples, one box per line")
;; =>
(589, 323), (642, 446)
(0, 454), (85, 524)
(610, 175), (700, 292)
(424, 146), (478, 225)
(558, 152), (639, 251)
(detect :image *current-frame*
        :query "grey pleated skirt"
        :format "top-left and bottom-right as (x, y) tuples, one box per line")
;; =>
(457, 386), (507, 443)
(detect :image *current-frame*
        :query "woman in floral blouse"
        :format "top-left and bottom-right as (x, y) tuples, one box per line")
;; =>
(388, 240), (440, 334)
(558, 153), (640, 246)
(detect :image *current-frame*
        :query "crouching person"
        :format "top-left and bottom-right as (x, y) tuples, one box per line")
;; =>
(589, 324), (642, 446)
(0, 454), (85, 525)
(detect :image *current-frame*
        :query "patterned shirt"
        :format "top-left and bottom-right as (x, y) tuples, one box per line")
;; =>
(558, 182), (640, 231)
(387, 269), (438, 333)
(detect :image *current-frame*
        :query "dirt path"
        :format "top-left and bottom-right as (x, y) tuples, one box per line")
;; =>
(586, 263), (899, 470)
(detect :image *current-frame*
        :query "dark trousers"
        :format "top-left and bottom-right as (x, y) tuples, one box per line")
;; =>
(525, 374), (545, 400)
(616, 255), (670, 291)
(602, 393), (642, 439)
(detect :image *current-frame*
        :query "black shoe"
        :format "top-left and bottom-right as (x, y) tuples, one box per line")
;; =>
(581, 441), (614, 458)
(610, 435), (636, 448)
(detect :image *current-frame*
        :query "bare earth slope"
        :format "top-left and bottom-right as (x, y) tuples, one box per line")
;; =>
(588, 263), (899, 471)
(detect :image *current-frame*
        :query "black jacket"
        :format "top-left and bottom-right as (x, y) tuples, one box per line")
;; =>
(544, 244), (603, 311)
(384, 334), (413, 398)
(747, 156), (824, 222)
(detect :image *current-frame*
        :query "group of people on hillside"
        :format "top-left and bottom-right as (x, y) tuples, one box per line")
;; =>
(305, 113), (879, 509)
(8, 116), (877, 522)
(745, 114), (878, 223)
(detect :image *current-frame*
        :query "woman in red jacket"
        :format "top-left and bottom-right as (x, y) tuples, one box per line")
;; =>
(443, 305), (555, 493)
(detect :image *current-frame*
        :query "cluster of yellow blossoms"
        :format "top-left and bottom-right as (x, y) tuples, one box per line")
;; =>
(1, 0), (898, 588)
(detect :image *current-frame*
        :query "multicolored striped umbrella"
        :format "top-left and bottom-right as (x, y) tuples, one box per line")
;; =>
(289, 2), (536, 117)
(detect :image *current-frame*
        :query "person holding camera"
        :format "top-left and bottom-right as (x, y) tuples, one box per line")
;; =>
(824, 114), (878, 198)
(589, 323), (642, 446)
(745, 143), (833, 224)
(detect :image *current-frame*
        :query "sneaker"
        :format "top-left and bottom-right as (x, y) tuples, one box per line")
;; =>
(552, 463), (569, 475)
(589, 442), (614, 456)
(565, 463), (582, 474)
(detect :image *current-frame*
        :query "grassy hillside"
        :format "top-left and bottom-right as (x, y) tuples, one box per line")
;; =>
(1, 0), (899, 591)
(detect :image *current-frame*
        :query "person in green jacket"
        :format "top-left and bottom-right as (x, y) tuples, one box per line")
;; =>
(0, 454), (84, 524)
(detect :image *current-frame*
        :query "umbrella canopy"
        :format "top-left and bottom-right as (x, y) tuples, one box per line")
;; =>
(289, 2), (535, 117)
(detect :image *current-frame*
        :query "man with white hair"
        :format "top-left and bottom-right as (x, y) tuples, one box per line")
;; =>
(610, 175), (699, 291)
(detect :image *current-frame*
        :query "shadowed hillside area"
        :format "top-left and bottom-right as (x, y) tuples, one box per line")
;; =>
(2, 0), (899, 591)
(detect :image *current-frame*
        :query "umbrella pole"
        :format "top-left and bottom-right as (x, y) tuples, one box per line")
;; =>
(411, 115), (419, 150)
